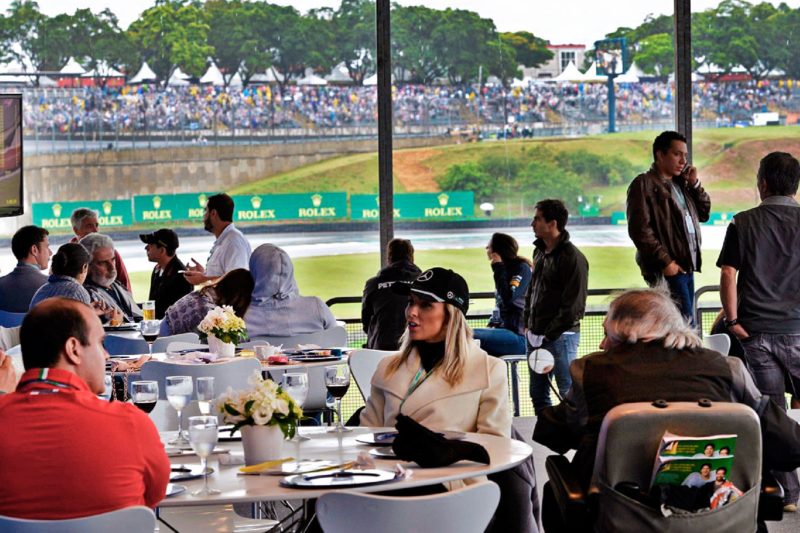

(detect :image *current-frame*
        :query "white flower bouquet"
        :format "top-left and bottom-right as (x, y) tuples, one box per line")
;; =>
(216, 371), (303, 438)
(198, 305), (247, 345)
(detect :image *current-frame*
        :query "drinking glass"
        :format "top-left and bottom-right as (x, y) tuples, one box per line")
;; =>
(188, 416), (220, 496)
(196, 377), (215, 415)
(131, 380), (158, 414)
(140, 320), (160, 355)
(281, 373), (309, 440)
(324, 365), (351, 433)
(98, 374), (113, 401)
(166, 375), (193, 445)
(142, 300), (156, 321)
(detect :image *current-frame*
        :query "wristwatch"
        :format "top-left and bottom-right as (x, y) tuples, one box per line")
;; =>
(723, 318), (739, 329)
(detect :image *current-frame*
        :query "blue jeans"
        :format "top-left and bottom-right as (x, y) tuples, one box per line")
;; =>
(529, 333), (580, 415)
(473, 328), (526, 356)
(664, 272), (696, 326)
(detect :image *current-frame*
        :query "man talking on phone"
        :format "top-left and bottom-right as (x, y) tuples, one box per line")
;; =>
(627, 131), (711, 325)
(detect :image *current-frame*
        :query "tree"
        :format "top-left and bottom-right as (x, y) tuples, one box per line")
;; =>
(433, 9), (495, 84)
(6, 0), (45, 68)
(635, 33), (673, 76)
(500, 31), (553, 69)
(206, 0), (271, 86)
(392, 5), (445, 84)
(330, 0), (375, 85)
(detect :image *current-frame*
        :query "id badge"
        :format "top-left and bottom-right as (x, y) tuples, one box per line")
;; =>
(685, 213), (695, 234)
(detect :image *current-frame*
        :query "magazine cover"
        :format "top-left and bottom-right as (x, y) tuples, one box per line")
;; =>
(659, 432), (737, 458)
(652, 456), (735, 487)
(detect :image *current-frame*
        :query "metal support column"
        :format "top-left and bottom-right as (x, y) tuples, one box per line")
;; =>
(674, 0), (693, 158)
(376, 0), (394, 266)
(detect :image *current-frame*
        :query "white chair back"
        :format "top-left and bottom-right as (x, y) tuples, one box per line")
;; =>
(316, 481), (500, 533)
(140, 358), (262, 400)
(151, 332), (200, 353)
(0, 506), (155, 532)
(164, 342), (206, 353)
(104, 334), (149, 356)
(348, 349), (394, 402)
(250, 325), (347, 349)
(703, 333), (732, 356)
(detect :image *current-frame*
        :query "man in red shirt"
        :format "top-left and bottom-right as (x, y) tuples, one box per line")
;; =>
(0, 298), (170, 519)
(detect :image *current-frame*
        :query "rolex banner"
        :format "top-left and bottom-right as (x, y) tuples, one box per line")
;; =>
(351, 192), (474, 220)
(231, 192), (347, 222)
(32, 200), (132, 229)
(133, 193), (217, 223)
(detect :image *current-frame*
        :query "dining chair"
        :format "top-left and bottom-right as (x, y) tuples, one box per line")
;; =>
(348, 349), (394, 403)
(0, 310), (25, 328)
(316, 481), (501, 533)
(0, 506), (155, 533)
(703, 333), (732, 356)
(140, 357), (262, 400)
(249, 325), (348, 350)
(151, 332), (200, 353)
(104, 334), (149, 356)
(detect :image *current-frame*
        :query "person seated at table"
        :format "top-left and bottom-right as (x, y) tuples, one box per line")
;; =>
(0, 225), (50, 313)
(533, 286), (800, 494)
(140, 228), (192, 319)
(245, 244), (336, 337)
(161, 268), (254, 336)
(80, 233), (143, 322)
(70, 207), (132, 291)
(472, 233), (532, 356)
(360, 267), (510, 437)
(0, 298), (170, 519)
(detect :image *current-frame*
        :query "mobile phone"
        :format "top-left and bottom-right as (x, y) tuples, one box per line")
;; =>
(177, 270), (187, 274)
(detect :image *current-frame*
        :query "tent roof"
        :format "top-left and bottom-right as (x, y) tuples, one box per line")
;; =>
(581, 61), (606, 82)
(297, 73), (327, 86)
(363, 73), (377, 86)
(60, 57), (86, 75)
(129, 61), (157, 83)
(326, 63), (352, 82)
(167, 67), (191, 86)
(229, 71), (243, 87)
(200, 62), (224, 85)
(82, 61), (124, 78)
(552, 61), (585, 83)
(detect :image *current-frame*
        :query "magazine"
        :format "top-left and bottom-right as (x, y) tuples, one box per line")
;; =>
(651, 432), (737, 488)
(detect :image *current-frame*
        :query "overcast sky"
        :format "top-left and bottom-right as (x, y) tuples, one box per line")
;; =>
(2, 0), (799, 47)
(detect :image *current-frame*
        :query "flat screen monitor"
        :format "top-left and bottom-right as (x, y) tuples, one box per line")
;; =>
(0, 94), (22, 217)
(594, 38), (628, 77)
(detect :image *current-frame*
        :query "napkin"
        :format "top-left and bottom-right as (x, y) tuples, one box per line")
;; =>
(391, 414), (490, 468)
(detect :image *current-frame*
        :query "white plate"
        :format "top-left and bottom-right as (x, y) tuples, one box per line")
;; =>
(355, 432), (398, 446)
(170, 464), (213, 482)
(280, 468), (397, 488)
(369, 447), (397, 459)
(165, 483), (186, 497)
(259, 459), (338, 476)
(165, 446), (229, 457)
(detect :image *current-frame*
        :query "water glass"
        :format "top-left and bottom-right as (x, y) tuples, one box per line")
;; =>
(166, 375), (193, 445)
(281, 373), (309, 440)
(188, 416), (220, 496)
(98, 374), (113, 401)
(196, 377), (215, 415)
(324, 365), (351, 433)
(131, 380), (158, 414)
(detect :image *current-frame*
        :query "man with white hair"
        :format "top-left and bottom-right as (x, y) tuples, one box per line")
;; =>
(80, 233), (142, 322)
(70, 207), (131, 292)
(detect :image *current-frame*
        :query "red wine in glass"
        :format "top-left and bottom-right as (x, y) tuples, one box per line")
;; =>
(143, 334), (158, 343)
(134, 400), (157, 413)
(326, 383), (350, 399)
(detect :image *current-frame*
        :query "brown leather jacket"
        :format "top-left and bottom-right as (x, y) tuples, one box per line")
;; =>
(626, 166), (711, 278)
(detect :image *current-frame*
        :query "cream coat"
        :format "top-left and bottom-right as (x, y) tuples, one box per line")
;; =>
(360, 342), (511, 438)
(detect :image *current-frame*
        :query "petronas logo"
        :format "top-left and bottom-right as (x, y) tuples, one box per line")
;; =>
(52, 203), (62, 217)
(153, 196), (162, 209)
(102, 201), (112, 215)
(311, 194), (323, 207)
(251, 196), (262, 209)
(437, 193), (449, 207)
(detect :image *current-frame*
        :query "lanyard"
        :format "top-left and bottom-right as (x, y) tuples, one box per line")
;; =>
(17, 368), (77, 395)
(399, 366), (432, 411)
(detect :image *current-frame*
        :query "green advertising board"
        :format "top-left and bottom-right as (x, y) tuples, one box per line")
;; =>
(32, 200), (132, 230)
(611, 212), (627, 225)
(231, 192), (347, 222)
(351, 192), (474, 220)
(705, 212), (735, 226)
(133, 192), (216, 223)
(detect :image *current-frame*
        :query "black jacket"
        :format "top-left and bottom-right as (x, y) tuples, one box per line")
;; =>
(149, 256), (193, 319)
(361, 260), (422, 350)
(523, 231), (588, 341)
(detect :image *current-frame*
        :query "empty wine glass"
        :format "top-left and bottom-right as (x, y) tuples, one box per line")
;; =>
(140, 320), (160, 355)
(196, 377), (214, 415)
(324, 365), (351, 433)
(131, 380), (158, 414)
(188, 415), (220, 496)
(281, 373), (309, 440)
(166, 375), (193, 446)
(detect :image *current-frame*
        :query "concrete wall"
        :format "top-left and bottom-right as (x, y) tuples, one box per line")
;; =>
(2, 136), (452, 233)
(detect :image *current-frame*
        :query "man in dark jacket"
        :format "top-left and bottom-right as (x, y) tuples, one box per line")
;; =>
(524, 199), (588, 415)
(140, 229), (193, 319)
(627, 130), (711, 324)
(361, 239), (421, 350)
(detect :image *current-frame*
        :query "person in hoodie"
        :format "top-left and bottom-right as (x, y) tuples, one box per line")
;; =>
(244, 244), (336, 337)
(473, 233), (532, 356)
(361, 238), (422, 350)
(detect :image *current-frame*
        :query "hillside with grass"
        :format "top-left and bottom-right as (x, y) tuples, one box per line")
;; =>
(230, 127), (800, 216)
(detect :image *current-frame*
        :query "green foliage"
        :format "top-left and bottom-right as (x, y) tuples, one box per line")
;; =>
(500, 31), (553, 69)
(438, 162), (495, 201)
(635, 33), (674, 76)
(206, 0), (272, 86)
(555, 150), (635, 185)
(329, 0), (376, 85)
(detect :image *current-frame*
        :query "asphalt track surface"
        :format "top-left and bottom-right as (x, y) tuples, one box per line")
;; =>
(0, 224), (729, 276)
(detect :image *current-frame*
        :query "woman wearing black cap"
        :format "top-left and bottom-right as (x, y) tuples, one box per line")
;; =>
(360, 267), (511, 439)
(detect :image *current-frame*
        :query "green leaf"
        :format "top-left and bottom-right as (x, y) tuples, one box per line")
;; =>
(224, 404), (241, 417)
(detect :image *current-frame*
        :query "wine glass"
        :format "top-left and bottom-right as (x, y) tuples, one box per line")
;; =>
(196, 377), (214, 415)
(188, 415), (220, 496)
(281, 373), (309, 441)
(324, 365), (351, 433)
(98, 374), (113, 401)
(166, 375), (193, 446)
(131, 380), (158, 414)
(140, 320), (160, 355)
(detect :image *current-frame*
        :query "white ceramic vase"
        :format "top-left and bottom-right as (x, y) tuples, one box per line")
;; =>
(208, 334), (236, 357)
(240, 424), (285, 465)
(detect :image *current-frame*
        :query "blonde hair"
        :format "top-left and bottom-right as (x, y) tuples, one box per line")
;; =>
(388, 303), (472, 386)
(605, 285), (701, 350)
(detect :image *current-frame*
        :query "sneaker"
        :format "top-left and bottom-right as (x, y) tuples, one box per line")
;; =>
(784, 503), (798, 513)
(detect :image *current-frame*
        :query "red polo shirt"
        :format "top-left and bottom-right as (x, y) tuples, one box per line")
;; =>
(0, 368), (170, 519)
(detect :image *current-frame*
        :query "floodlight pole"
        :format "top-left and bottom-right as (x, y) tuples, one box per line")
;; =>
(674, 0), (692, 159)
(376, 0), (393, 266)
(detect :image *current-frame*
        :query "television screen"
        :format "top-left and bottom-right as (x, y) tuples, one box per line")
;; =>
(0, 94), (22, 218)
(594, 38), (628, 77)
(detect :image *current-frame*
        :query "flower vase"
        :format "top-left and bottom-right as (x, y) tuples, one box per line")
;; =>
(208, 334), (236, 357)
(240, 425), (285, 465)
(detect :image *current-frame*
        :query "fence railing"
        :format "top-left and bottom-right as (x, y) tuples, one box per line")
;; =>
(327, 285), (722, 419)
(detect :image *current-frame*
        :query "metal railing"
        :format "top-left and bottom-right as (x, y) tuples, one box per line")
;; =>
(327, 286), (723, 419)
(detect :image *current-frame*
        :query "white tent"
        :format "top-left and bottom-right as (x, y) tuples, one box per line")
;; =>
(167, 67), (191, 87)
(510, 77), (527, 88)
(200, 62), (224, 85)
(326, 63), (352, 83)
(362, 73), (377, 86)
(60, 57), (86, 75)
(614, 68), (640, 84)
(552, 61), (585, 83)
(296, 73), (327, 86)
(129, 62), (157, 84)
(229, 71), (243, 88)
(0, 60), (34, 85)
(38, 75), (58, 87)
(581, 61), (607, 82)
(82, 61), (124, 78)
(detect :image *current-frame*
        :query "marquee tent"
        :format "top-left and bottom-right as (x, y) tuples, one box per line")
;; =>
(129, 62), (157, 84)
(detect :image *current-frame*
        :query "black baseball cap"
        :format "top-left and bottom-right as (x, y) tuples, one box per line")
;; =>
(139, 229), (179, 251)
(394, 267), (470, 315)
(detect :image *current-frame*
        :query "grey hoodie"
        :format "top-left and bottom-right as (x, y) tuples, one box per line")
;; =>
(244, 244), (336, 337)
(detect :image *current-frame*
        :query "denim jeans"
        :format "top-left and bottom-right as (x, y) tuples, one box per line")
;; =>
(529, 332), (580, 415)
(664, 272), (696, 326)
(742, 332), (800, 503)
(472, 328), (526, 356)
